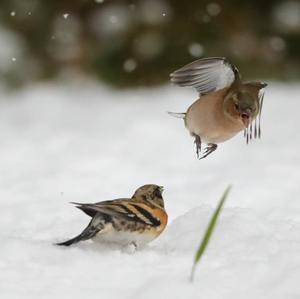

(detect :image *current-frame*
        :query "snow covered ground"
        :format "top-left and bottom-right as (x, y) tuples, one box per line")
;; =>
(0, 78), (299, 299)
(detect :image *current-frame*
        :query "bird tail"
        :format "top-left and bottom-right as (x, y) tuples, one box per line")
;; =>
(56, 220), (103, 246)
(167, 111), (186, 119)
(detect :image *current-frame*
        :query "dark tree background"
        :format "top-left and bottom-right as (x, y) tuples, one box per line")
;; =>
(0, 0), (299, 88)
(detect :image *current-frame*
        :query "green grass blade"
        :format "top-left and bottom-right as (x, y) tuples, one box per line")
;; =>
(190, 185), (232, 282)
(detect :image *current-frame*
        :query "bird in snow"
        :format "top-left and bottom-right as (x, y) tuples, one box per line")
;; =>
(56, 184), (168, 249)
(169, 57), (267, 159)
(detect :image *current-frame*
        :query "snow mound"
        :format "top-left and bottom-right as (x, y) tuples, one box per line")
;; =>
(0, 80), (299, 298)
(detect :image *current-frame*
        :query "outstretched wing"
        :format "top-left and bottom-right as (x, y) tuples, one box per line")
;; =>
(243, 81), (267, 143)
(170, 57), (240, 96)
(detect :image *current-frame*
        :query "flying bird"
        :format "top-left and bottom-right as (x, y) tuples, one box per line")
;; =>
(169, 57), (267, 159)
(56, 184), (168, 249)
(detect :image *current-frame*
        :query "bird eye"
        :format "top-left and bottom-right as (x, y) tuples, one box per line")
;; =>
(154, 187), (163, 198)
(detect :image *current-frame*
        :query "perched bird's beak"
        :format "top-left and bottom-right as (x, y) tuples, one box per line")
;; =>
(240, 109), (251, 128)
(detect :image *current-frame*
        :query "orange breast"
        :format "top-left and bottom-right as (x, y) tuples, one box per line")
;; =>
(141, 207), (168, 237)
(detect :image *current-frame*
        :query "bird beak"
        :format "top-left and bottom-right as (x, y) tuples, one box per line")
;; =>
(260, 82), (268, 89)
(240, 110), (252, 128)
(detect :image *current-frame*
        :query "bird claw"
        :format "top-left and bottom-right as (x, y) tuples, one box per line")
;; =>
(198, 143), (218, 160)
(193, 134), (217, 159)
(193, 134), (202, 158)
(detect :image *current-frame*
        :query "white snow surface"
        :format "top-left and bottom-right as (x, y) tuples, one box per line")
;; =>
(0, 79), (299, 299)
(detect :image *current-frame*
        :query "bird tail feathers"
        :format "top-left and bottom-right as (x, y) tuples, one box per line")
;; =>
(56, 221), (102, 246)
(167, 111), (186, 119)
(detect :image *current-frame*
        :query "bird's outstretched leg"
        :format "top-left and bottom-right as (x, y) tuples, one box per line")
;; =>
(199, 143), (218, 160)
(192, 133), (202, 159)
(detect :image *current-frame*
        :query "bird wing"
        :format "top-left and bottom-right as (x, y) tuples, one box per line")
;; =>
(242, 81), (267, 142)
(71, 200), (158, 226)
(243, 81), (267, 115)
(170, 57), (240, 95)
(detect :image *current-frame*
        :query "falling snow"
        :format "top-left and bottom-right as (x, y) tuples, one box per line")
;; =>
(207, 3), (222, 16)
(123, 58), (137, 72)
(109, 15), (118, 24)
(188, 43), (204, 58)
(270, 37), (286, 52)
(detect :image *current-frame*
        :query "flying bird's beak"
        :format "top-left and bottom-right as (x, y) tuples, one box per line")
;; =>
(240, 109), (252, 128)
(260, 82), (268, 88)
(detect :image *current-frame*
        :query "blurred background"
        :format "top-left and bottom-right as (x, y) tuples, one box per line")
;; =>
(1, 3), (300, 297)
(0, 0), (300, 89)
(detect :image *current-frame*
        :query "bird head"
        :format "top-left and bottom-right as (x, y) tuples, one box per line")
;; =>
(132, 184), (165, 208)
(224, 91), (259, 127)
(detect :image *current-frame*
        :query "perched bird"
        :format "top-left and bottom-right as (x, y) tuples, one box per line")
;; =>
(56, 184), (168, 249)
(169, 57), (267, 159)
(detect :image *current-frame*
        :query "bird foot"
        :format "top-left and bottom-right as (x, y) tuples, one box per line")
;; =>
(193, 134), (217, 159)
(193, 134), (202, 158)
(197, 143), (218, 160)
